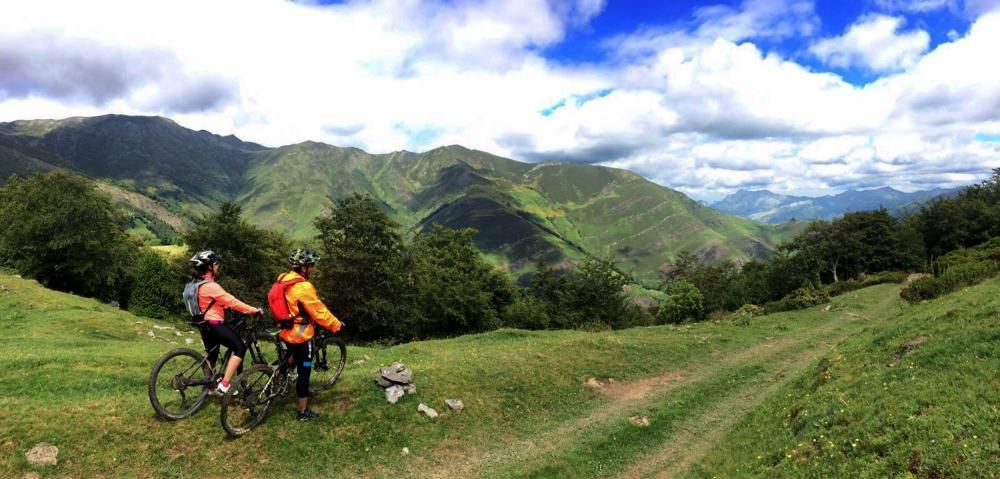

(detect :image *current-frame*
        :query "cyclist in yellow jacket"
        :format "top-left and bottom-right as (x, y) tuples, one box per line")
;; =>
(278, 248), (342, 421)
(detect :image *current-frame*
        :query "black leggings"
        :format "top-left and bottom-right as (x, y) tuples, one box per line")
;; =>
(285, 340), (313, 399)
(199, 322), (247, 367)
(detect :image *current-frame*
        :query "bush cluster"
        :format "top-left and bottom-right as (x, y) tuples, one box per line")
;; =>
(656, 279), (704, 324)
(763, 284), (830, 314)
(823, 271), (910, 297)
(900, 242), (1000, 303)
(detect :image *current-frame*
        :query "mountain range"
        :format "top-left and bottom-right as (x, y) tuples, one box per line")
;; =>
(712, 187), (961, 224)
(0, 114), (803, 281)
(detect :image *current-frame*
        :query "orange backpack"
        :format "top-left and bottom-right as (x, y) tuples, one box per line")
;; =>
(267, 274), (306, 329)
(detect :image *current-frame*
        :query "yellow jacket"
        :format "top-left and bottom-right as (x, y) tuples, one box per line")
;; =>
(277, 271), (341, 344)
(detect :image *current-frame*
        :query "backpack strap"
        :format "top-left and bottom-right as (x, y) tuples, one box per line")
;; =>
(279, 274), (308, 324)
(197, 280), (216, 318)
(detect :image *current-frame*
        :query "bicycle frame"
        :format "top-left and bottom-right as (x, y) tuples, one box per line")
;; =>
(176, 317), (277, 388)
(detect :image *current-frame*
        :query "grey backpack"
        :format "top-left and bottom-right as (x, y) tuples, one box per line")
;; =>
(183, 280), (215, 322)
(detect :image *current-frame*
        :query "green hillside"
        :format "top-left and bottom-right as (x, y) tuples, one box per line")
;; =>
(0, 115), (801, 280)
(1, 272), (994, 478)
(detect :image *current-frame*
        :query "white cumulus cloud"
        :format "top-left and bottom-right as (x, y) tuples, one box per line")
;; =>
(0, 0), (998, 202)
(809, 15), (930, 73)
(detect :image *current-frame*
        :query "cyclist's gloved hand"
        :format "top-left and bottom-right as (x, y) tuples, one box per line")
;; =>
(329, 319), (343, 334)
(254, 308), (265, 317)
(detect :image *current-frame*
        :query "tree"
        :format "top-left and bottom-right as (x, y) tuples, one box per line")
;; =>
(182, 202), (289, 304)
(528, 260), (573, 327)
(659, 252), (738, 314)
(314, 193), (411, 340)
(568, 257), (632, 329)
(0, 172), (140, 302)
(409, 224), (515, 338)
(784, 220), (853, 282)
(783, 209), (919, 283)
(129, 250), (184, 319)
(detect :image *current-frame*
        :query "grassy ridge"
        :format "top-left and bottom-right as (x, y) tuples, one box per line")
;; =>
(689, 278), (1000, 478)
(0, 272), (958, 478)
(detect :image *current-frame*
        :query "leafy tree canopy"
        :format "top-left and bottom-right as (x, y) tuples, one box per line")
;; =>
(0, 172), (139, 302)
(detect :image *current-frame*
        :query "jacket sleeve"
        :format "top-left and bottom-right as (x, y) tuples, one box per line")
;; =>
(299, 282), (342, 333)
(203, 282), (259, 315)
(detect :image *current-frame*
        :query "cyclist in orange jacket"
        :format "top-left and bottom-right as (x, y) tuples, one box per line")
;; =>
(187, 251), (263, 395)
(277, 248), (342, 421)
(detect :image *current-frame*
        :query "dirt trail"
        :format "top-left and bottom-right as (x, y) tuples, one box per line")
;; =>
(422, 306), (866, 479)
(618, 289), (902, 479)
(617, 335), (848, 479)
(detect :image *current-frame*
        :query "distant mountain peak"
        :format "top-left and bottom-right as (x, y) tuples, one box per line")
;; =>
(714, 185), (961, 224)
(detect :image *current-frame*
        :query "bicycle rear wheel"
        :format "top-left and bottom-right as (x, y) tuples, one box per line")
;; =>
(220, 364), (276, 437)
(148, 348), (213, 420)
(310, 337), (347, 395)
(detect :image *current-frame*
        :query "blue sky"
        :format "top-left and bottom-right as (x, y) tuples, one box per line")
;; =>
(0, 0), (998, 201)
(544, 0), (974, 84)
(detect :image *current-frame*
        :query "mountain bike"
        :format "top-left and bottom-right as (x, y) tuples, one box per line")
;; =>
(147, 315), (278, 420)
(220, 328), (346, 437)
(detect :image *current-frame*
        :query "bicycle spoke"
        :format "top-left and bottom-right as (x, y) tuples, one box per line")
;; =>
(309, 338), (347, 395)
(221, 365), (275, 437)
(149, 349), (211, 420)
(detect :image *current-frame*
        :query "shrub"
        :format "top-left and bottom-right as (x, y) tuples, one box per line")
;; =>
(732, 304), (764, 326)
(824, 280), (863, 297)
(128, 250), (184, 319)
(764, 284), (830, 314)
(500, 293), (553, 330)
(657, 280), (704, 324)
(863, 271), (909, 285)
(618, 302), (656, 329)
(900, 239), (1000, 303)
(901, 262), (999, 303)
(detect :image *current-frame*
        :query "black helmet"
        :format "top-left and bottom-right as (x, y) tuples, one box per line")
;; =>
(190, 250), (222, 268)
(288, 248), (320, 267)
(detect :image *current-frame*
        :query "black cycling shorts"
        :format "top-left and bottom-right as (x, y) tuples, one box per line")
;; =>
(199, 321), (247, 364)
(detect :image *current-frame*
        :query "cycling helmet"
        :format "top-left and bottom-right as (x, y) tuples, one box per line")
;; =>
(190, 250), (222, 268)
(288, 248), (320, 267)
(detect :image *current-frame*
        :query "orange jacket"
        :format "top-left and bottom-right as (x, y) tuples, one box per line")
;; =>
(277, 271), (341, 344)
(197, 273), (259, 323)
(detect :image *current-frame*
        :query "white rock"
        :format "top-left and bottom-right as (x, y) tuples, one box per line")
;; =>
(147, 331), (156, 338)
(401, 447), (410, 455)
(417, 403), (438, 419)
(380, 363), (413, 384)
(444, 399), (464, 411)
(629, 415), (650, 427)
(385, 385), (405, 404)
(26, 442), (58, 466)
(405, 383), (417, 395)
(153, 325), (172, 330)
(185, 338), (194, 345)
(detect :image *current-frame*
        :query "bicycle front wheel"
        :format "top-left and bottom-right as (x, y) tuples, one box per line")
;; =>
(148, 348), (213, 420)
(220, 364), (276, 437)
(310, 337), (347, 395)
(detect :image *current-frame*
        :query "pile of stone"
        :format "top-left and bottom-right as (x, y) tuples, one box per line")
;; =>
(375, 363), (467, 420)
(376, 362), (416, 404)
